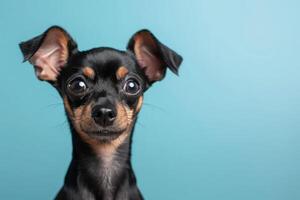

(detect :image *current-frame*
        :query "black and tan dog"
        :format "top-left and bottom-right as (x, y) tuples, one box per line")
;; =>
(19, 26), (182, 200)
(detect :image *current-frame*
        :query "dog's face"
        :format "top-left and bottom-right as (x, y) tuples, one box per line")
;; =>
(59, 49), (146, 142)
(19, 26), (182, 144)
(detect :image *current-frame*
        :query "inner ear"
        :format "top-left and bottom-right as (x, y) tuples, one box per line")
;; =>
(19, 26), (77, 82)
(29, 28), (70, 81)
(127, 30), (183, 83)
(132, 32), (165, 82)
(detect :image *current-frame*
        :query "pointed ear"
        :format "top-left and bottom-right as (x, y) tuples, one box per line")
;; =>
(127, 29), (183, 83)
(19, 26), (78, 82)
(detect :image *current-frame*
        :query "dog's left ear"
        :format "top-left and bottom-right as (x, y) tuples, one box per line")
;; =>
(19, 26), (78, 82)
(127, 30), (183, 83)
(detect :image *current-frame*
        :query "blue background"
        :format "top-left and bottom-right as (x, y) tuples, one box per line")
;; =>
(1, 0), (299, 199)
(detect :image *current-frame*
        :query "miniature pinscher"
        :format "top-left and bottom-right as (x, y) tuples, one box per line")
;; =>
(19, 26), (182, 200)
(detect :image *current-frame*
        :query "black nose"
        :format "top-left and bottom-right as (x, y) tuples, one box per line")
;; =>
(92, 105), (116, 126)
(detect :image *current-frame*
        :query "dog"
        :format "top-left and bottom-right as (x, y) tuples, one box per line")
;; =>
(19, 26), (182, 200)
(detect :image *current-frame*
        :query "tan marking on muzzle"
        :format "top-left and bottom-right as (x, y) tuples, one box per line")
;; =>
(83, 66), (95, 80)
(63, 100), (134, 157)
(124, 105), (134, 124)
(63, 97), (101, 149)
(116, 66), (128, 80)
(92, 103), (134, 156)
(73, 104), (101, 148)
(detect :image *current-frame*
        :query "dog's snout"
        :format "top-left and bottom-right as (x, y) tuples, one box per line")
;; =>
(92, 105), (116, 126)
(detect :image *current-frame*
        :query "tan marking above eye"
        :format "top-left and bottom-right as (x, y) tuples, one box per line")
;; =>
(82, 67), (95, 80)
(116, 66), (129, 80)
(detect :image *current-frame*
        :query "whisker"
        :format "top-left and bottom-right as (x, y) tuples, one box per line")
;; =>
(143, 102), (166, 113)
(43, 102), (64, 108)
(135, 120), (145, 128)
(55, 119), (69, 128)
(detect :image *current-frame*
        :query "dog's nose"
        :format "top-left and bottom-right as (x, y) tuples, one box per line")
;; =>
(92, 105), (116, 126)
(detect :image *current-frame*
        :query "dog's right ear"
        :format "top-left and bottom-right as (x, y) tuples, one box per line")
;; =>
(19, 26), (78, 82)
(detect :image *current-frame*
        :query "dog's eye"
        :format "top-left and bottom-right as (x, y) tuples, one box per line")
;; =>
(123, 78), (141, 95)
(67, 77), (88, 95)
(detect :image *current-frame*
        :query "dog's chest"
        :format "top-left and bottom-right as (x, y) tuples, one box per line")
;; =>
(99, 154), (123, 200)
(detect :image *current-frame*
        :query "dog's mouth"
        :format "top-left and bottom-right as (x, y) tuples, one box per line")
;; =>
(81, 126), (127, 141)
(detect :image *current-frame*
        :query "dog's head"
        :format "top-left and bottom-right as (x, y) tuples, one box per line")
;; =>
(19, 26), (182, 146)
